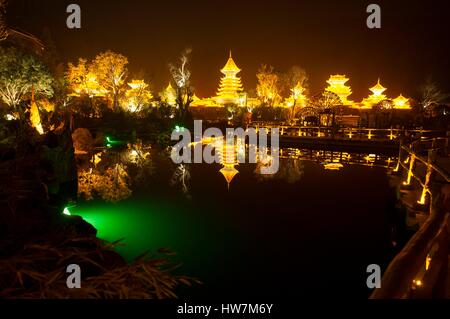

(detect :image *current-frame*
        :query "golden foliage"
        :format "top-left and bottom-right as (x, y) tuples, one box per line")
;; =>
(66, 58), (108, 98)
(78, 164), (132, 203)
(91, 51), (129, 109)
(122, 79), (153, 113)
(256, 65), (282, 107)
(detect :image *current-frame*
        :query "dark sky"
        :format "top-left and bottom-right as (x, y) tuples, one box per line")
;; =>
(6, 0), (450, 100)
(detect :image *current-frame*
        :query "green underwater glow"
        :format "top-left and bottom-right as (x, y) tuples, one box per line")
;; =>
(69, 198), (220, 268)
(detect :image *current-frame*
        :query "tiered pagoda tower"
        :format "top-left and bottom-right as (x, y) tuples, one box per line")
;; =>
(216, 51), (244, 105)
(325, 75), (353, 105)
(159, 83), (177, 106)
(218, 141), (239, 190)
(361, 79), (387, 108)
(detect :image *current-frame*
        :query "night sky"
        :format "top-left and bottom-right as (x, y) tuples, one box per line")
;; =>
(6, 0), (450, 100)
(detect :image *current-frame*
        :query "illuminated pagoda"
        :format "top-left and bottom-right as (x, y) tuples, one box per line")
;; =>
(191, 93), (209, 106)
(393, 94), (411, 109)
(159, 83), (177, 106)
(127, 79), (147, 90)
(218, 141), (239, 189)
(361, 79), (388, 108)
(325, 75), (353, 105)
(71, 72), (108, 98)
(215, 51), (244, 106)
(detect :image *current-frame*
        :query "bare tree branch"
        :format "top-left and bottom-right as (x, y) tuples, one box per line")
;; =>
(420, 77), (449, 109)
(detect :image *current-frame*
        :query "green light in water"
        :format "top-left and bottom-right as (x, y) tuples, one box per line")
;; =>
(63, 207), (71, 216)
(105, 136), (125, 147)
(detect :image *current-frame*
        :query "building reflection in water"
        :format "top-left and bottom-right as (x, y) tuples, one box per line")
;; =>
(199, 138), (397, 189)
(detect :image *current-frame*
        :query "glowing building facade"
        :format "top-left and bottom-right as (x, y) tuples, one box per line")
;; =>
(393, 94), (411, 109)
(361, 79), (388, 108)
(325, 75), (353, 105)
(215, 52), (245, 106)
(169, 52), (412, 111)
(284, 82), (308, 107)
(218, 140), (239, 189)
(159, 83), (177, 106)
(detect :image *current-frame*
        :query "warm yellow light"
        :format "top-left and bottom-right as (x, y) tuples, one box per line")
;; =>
(216, 51), (244, 106)
(93, 152), (102, 166)
(389, 132), (396, 140)
(159, 83), (177, 106)
(284, 82), (307, 108)
(123, 79), (153, 112)
(361, 79), (388, 108)
(417, 188), (427, 205)
(324, 163), (343, 170)
(325, 75), (353, 105)
(425, 256), (431, 271)
(393, 94), (411, 109)
(30, 100), (44, 135)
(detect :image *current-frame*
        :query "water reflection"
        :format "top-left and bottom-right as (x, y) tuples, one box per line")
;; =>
(76, 139), (398, 200)
(280, 148), (396, 170)
(170, 164), (191, 198)
(199, 137), (396, 189)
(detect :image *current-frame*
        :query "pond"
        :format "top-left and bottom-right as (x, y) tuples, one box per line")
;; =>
(71, 146), (402, 299)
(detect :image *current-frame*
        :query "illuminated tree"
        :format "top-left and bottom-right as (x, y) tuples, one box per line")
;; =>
(169, 48), (194, 122)
(256, 65), (282, 107)
(0, 46), (53, 117)
(78, 164), (132, 203)
(282, 68), (308, 124)
(310, 91), (342, 128)
(66, 57), (108, 114)
(67, 58), (91, 96)
(170, 164), (191, 196)
(122, 79), (153, 113)
(419, 77), (449, 110)
(91, 51), (129, 111)
(283, 66), (308, 97)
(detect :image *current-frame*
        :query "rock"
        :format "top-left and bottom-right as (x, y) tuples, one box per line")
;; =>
(64, 215), (97, 237)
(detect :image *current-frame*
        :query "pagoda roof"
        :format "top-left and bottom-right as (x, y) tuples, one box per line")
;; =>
(220, 165), (239, 189)
(128, 79), (147, 89)
(327, 75), (350, 85)
(221, 51), (241, 74)
(370, 79), (387, 94)
(394, 94), (409, 103)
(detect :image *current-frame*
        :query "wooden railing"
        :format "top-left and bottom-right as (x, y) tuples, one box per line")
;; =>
(371, 137), (450, 299)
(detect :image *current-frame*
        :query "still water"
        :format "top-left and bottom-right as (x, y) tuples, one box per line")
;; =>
(72, 147), (401, 299)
